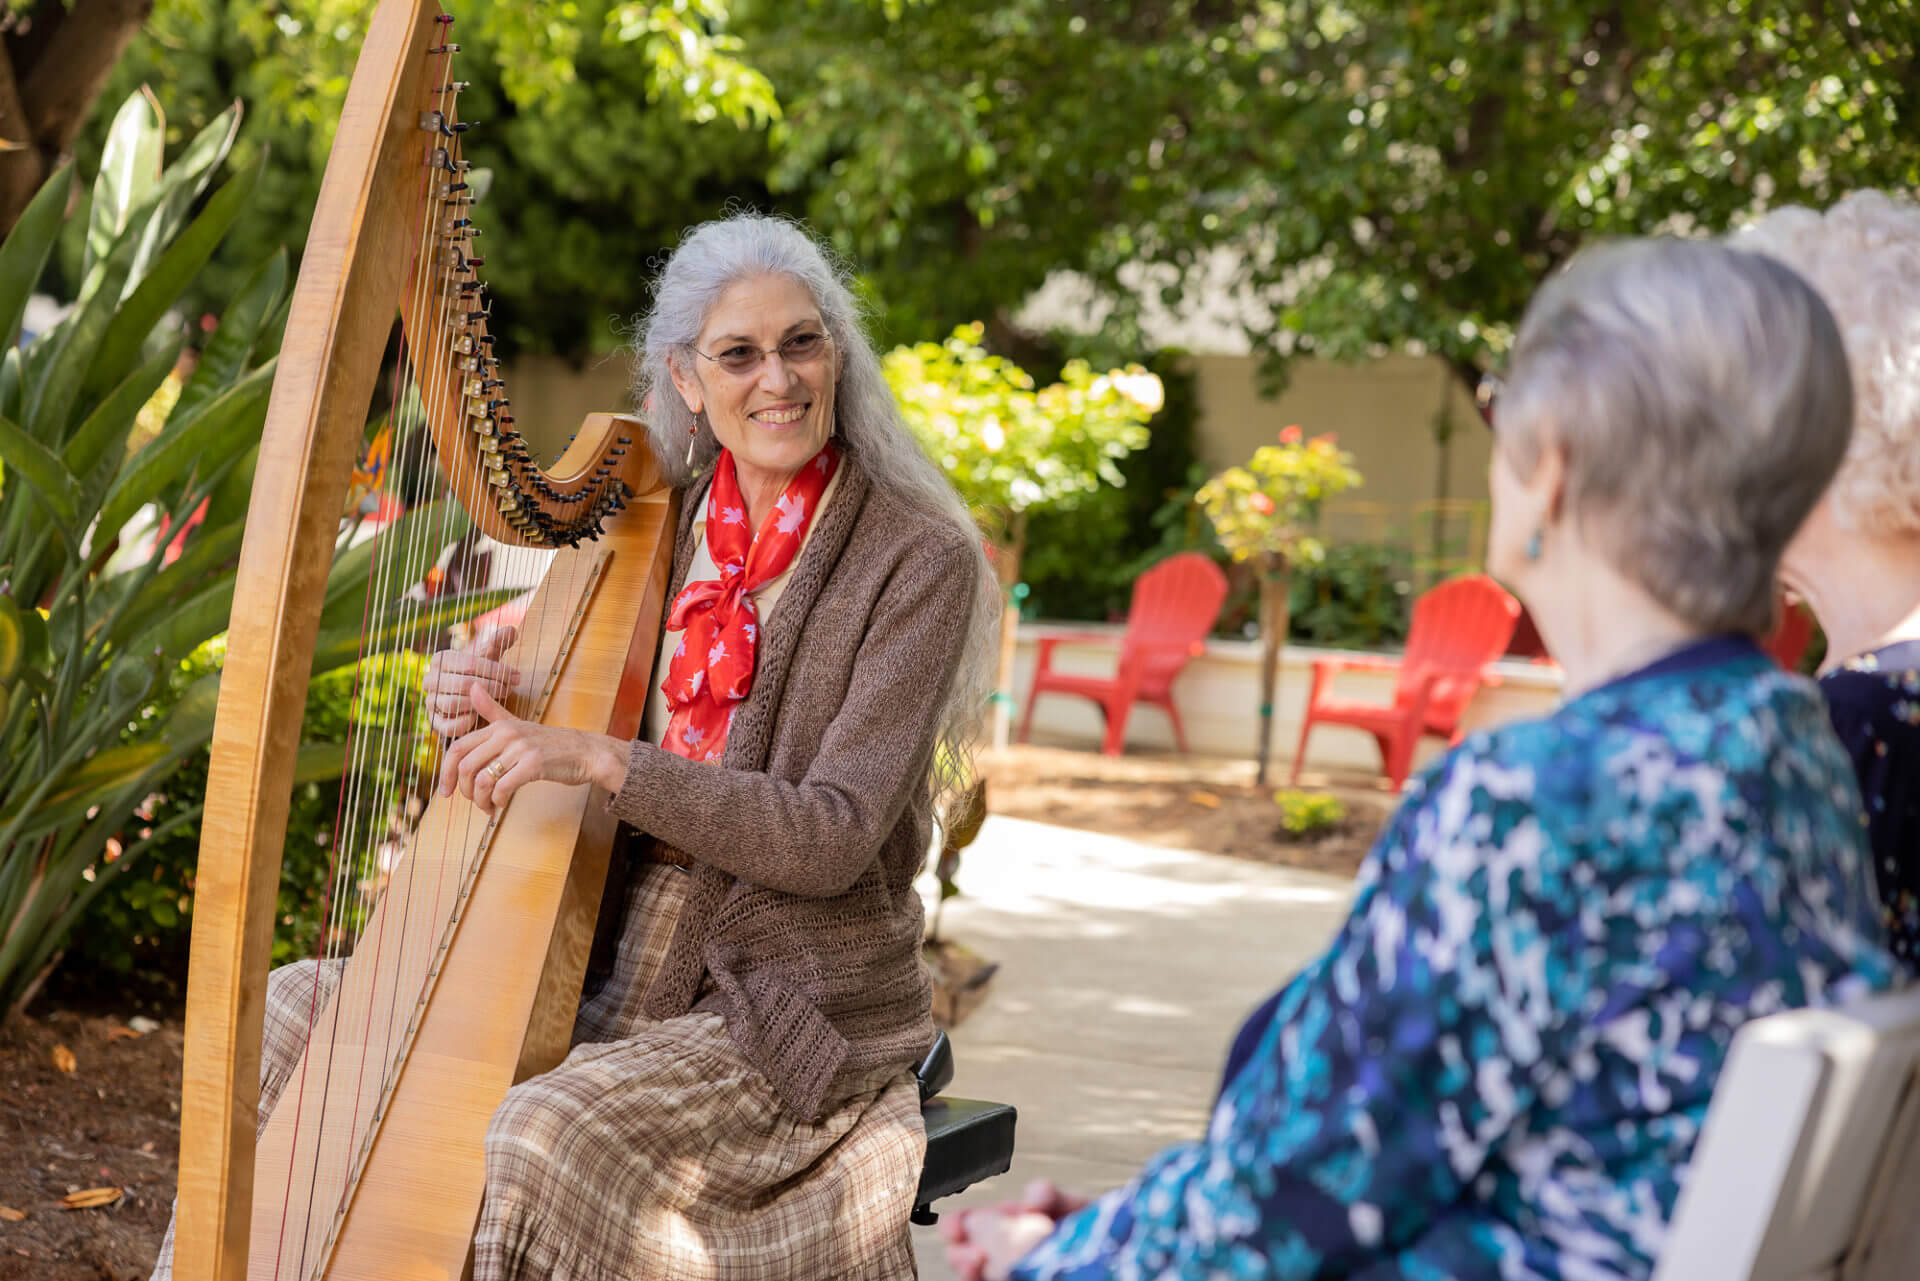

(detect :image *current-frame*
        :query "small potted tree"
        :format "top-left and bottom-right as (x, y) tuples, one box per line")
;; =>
(1197, 427), (1362, 783)
(886, 324), (1160, 747)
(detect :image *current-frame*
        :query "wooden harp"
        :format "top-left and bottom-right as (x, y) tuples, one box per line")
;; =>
(170, 2), (677, 1277)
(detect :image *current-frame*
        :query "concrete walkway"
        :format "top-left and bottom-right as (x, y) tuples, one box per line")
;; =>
(909, 814), (1357, 1280)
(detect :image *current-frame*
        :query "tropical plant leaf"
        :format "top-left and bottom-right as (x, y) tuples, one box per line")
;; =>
(92, 358), (274, 545)
(0, 595), (22, 685)
(103, 524), (241, 652)
(135, 577), (235, 667)
(61, 338), (181, 493)
(168, 249), (284, 428)
(84, 155), (263, 407)
(5, 742), (169, 838)
(23, 230), (140, 446)
(311, 589), (523, 677)
(83, 92), (162, 291)
(0, 412), (80, 529)
(294, 740), (349, 784)
(127, 102), (243, 290)
(0, 345), (20, 422)
(0, 165), (71, 351)
(200, 440), (258, 533)
(321, 497), (464, 624)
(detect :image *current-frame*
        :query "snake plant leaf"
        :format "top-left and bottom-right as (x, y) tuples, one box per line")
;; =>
(168, 249), (284, 428)
(92, 358), (274, 546)
(0, 411), (81, 529)
(85, 155), (263, 409)
(82, 92), (163, 294)
(0, 164), (71, 352)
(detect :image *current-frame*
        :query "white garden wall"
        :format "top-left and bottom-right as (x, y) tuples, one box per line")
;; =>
(1010, 622), (1565, 779)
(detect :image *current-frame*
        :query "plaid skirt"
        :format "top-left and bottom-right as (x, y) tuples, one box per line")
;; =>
(153, 863), (925, 1280)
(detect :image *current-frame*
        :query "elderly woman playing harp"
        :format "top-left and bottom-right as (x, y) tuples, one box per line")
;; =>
(434, 213), (997, 1278)
(161, 213), (998, 1281)
(942, 239), (1900, 1281)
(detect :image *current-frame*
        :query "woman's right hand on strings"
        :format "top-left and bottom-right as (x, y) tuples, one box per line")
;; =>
(424, 625), (522, 738)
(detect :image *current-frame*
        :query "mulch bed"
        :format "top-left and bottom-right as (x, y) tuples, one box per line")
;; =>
(977, 742), (1391, 878)
(0, 1007), (181, 1280)
(0, 741), (1382, 1276)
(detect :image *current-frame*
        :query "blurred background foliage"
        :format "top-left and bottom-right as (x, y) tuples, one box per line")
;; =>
(69, 0), (1917, 374)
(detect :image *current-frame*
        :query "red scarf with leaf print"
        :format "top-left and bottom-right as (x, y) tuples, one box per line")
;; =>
(660, 443), (840, 762)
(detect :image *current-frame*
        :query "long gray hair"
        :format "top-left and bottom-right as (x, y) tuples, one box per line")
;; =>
(632, 212), (999, 804)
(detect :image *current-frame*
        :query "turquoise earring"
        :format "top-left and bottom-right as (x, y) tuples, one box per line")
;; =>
(1525, 529), (1543, 561)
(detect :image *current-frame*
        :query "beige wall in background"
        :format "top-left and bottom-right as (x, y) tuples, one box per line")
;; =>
(505, 353), (637, 463)
(1190, 352), (1493, 544)
(506, 348), (1492, 552)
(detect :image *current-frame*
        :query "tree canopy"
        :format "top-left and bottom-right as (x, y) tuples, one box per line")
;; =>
(75, 0), (1919, 376)
(756, 0), (1920, 387)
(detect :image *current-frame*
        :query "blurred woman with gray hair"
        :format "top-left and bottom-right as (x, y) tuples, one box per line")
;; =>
(1740, 190), (1920, 967)
(944, 238), (1898, 1281)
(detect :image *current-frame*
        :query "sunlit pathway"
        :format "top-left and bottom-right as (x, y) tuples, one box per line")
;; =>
(910, 814), (1357, 1280)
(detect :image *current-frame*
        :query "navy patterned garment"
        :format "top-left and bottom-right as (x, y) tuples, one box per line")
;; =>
(1820, 639), (1920, 967)
(1012, 638), (1897, 1281)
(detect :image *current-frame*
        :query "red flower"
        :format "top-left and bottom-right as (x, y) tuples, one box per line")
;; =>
(1249, 492), (1276, 515)
(1278, 425), (1303, 445)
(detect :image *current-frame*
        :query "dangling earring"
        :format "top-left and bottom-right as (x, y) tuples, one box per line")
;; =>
(1524, 528), (1543, 561)
(685, 413), (700, 468)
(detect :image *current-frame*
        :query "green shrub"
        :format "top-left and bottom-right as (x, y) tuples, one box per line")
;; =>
(1019, 350), (1205, 622)
(1274, 789), (1346, 836)
(1287, 542), (1414, 649)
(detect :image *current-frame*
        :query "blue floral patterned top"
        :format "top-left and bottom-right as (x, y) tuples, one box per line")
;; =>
(1012, 638), (1897, 1281)
(1820, 639), (1920, 967)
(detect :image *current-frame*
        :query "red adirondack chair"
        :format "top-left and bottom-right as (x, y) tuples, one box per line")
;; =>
(1018, 552), (1229, 756)
(1763, 592), (1816, 672)
(1290, 573), (1521, 790)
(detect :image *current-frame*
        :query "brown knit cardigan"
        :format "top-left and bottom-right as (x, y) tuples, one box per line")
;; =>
(605, 450), (977, 1121)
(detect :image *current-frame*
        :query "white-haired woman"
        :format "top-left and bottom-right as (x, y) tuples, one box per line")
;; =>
(1740, 190), (1920, 968)
(943, 239), (1898, 1281)
(175, 213), (999, 1281)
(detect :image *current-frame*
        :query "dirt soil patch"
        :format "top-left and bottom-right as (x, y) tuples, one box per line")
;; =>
(0, 1007), (180, 1280)
(977, 742), (1392, 878)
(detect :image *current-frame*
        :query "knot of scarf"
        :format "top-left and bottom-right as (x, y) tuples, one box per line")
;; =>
(660, 443), (839, 761)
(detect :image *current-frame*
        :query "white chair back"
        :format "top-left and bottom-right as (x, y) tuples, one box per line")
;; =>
(1654, 985), (1920, 1281)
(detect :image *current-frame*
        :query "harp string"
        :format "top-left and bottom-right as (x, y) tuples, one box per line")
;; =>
(268, 15), (615, 1271)
(269, 28), (468, 1275)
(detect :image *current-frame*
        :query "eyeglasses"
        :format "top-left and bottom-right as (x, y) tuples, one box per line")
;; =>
(692, 330), (832, 378)
(1475, 372), (1503, 428)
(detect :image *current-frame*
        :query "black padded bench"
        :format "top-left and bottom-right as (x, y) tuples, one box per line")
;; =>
(912, 1031), (1017, 1225)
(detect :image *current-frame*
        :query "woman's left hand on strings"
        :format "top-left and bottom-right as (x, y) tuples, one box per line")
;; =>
(436, 684), (629, 814)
